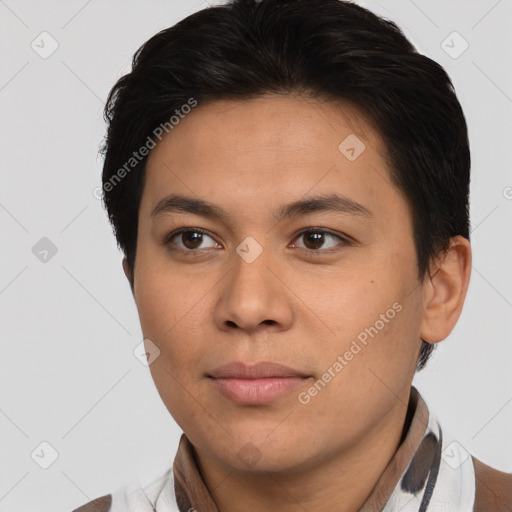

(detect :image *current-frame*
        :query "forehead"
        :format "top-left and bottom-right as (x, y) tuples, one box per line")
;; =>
(141, 94), (408, 228)
(147, 94), (384, 167)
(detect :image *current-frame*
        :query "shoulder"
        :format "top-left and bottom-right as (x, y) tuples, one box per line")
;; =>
(72, 494), (112, 512)
(472, 455), (512, 511)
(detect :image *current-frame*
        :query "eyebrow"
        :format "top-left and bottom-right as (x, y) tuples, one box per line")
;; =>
(150, 193), (373, 223)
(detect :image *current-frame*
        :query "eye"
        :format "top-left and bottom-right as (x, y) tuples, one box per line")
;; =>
(291, 228), (349, 252)
(164, 226), (350, 256)
(165, 228), (220, 253)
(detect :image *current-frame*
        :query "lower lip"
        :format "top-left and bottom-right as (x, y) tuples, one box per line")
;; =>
(209, 377), (309, 404)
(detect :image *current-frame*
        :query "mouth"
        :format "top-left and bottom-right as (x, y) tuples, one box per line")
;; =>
(207, 361), (312, 404)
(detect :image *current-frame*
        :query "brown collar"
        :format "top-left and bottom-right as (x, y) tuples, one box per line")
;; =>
(172, 386), (431, 511)
(73, 386), (512, 511)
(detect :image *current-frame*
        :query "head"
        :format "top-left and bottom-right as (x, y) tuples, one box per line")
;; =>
(100, 0), (471, 476)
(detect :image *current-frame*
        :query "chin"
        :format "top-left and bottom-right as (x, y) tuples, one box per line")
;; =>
(216, 431), (318, 474)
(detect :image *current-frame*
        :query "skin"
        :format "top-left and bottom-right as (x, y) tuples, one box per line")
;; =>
(122, 94), (471, 511)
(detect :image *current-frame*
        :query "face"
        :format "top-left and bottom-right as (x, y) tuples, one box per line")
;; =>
(129, 94), (425, 476)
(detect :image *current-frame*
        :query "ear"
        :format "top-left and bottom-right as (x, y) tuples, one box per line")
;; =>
(420, 236), (472, 344)
(122, 256), (134, 294)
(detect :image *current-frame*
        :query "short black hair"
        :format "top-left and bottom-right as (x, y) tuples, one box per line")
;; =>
(100, 0), (471, 372)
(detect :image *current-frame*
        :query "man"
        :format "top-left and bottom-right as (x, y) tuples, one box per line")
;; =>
(74, 0), (512, 510)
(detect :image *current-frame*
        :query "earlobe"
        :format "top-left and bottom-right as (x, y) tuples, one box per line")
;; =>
(122, 256), (131, 281)
(122, 257), (135, 294)
(419, 236), (472, 344)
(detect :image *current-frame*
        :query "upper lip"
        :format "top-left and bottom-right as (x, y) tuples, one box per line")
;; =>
(208, 361), (310, 379)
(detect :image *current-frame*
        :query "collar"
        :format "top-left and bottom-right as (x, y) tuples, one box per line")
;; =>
(108, 385), (476, 511)
(171, 385), (475, 511)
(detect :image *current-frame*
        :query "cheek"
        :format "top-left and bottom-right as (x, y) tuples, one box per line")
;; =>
(300, 262), (422, 391)
(135, 286), (176, 341)
(294, 266), (403, 340)
(134, 254), (196, 338)
(135, 271), (208, 366)
(304, 300), (422, 439)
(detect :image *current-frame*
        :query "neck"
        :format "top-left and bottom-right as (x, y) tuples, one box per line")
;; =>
(193, 388), (413, 512)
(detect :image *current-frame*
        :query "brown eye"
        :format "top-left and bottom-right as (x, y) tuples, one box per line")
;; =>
(302, 231), (325, 250)
(166, 228), (219, 252)
(293, 228), (347, 251)
(180, 231), (204, 249)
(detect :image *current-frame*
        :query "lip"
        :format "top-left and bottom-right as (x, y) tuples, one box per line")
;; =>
(208, 361), (310, 379)
(207, 362), (311, 404)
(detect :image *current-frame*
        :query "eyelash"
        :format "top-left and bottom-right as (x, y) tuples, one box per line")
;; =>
(163, 227), (351, 255)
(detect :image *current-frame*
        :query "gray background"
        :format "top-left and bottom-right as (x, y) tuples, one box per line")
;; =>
(0, 0), (511, 510)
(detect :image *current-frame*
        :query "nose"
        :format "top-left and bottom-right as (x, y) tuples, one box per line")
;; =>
(213, 246), (294, 335)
